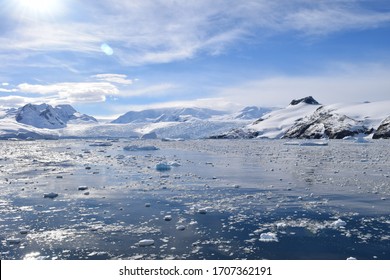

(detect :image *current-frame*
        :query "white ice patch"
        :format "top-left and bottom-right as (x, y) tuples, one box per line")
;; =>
(138, 239), (155, 247)
(124, 145), (159, 151)
(332, 219), (347, 228)
(259, 232), (278, 242)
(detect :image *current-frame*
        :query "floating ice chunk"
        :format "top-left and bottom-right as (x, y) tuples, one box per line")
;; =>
(161, 138), (184, 142)
(176, 225), (186, 231)
(78, 186), (88, 191)
(198, 209), (207, 214)
(145, 203), (151, 207)
(346, 257), (357, 260)
(138, 239), (155, 247)
(284, 141), (300, 146)
(299, 141), (328, 146)
(20, 229), (29, 235)
(168, 161), (181, 167)
(332, 219), (347, 228)
(124, 145), (159, 151)
(155, 162), (171, 172)
(43, 192), (58, 199)
(7, 238), (21, 244)
(164, 215), (172, 221)
(89, 142), (113, 147)
(259, 232), (278, 242)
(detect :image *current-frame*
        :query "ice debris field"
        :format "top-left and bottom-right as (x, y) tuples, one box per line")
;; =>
(0, 139), (389, 260)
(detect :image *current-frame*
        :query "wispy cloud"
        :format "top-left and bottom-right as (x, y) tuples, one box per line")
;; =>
(92, 74), (134, 85)
(2, 0), (389, 66)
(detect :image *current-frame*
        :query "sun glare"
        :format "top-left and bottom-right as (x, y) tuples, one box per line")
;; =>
(14, 0), (63, 17)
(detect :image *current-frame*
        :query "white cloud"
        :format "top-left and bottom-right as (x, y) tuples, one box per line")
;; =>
(17, 82), (119, 103)
(0, 88), (17, 93)
(92, 74), (133, 85)
(0, 95), (47, 108)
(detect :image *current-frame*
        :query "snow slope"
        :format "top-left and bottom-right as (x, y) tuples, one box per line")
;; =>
(111, 107), (228, 123)
(248, 102), (321, 138)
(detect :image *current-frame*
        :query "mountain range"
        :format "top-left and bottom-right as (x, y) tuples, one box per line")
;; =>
(0, 97), (389, 140)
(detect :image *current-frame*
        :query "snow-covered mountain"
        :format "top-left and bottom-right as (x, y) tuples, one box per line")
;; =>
(212, 97), (390, 139)
(1, 100), (389, 140)
(0, 103), (97, 139)
(12, 103), (97, 129)
(111, 107), (227, 123)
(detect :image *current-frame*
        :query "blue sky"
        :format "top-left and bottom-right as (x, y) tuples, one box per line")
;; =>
(1, 0), (390, 117)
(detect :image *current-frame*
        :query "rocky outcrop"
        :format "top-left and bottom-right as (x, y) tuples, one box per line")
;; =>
(373, 116), (390, 139)
(289, 96), (320, 106)
(283, 107), (373, 139)
(209, 128), (259, 139)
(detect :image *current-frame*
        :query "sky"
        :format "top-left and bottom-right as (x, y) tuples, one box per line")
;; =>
(0, 0), (390, 117)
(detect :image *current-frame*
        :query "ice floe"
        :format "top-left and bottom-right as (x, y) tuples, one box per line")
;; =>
(259, 232), (278, 242)
(124, 145), (159, 151)
(138, 239), (155, 247)
(43, 192), (59, 199)
(331, 219), (347, 228)
(155, 162), (171, 171)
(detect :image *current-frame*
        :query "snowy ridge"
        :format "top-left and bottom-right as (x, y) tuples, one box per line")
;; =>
(111, 107), (228, 123)
(213, 97), (390, 139)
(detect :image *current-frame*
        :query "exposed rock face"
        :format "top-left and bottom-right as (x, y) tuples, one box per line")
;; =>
(373, 116), (390, 139)
(209, 128), (259, 139)
(289, 96), (320, 106)
(283, 107), (373, 139)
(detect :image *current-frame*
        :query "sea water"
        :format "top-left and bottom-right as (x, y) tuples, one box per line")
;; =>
(0, 139), (389, 260)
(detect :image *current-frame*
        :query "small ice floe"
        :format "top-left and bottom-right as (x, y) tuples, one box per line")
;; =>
(43, 192), (58, 199)
(138, 239), (155, 247)
(89, 142), (113, 147)
(346, 257), (357, 260)
(332, 219), (347, 228)
(299, 141), (328, 146)
(145, 203), (151, 207)
(176, 225), (186, 231)
(20, 229), (29, 235)
(164, 215), (172, 221)
(78, 186), (88, 191)
(284, 141), (301, 146)
(155, 162), (171, 172)
(161, 138), (185, 142)
(168, 161), (181, 167)
(7, 238), (21, 244)
(259, 232), (278, 242)
(198, 208), (207, 215)
(124, 145), (159, 151)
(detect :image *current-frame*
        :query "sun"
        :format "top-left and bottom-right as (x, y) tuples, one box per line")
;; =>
(14, 0), (63, 17)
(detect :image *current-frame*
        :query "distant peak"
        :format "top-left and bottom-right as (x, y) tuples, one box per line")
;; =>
(289, 96), (320, 106)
